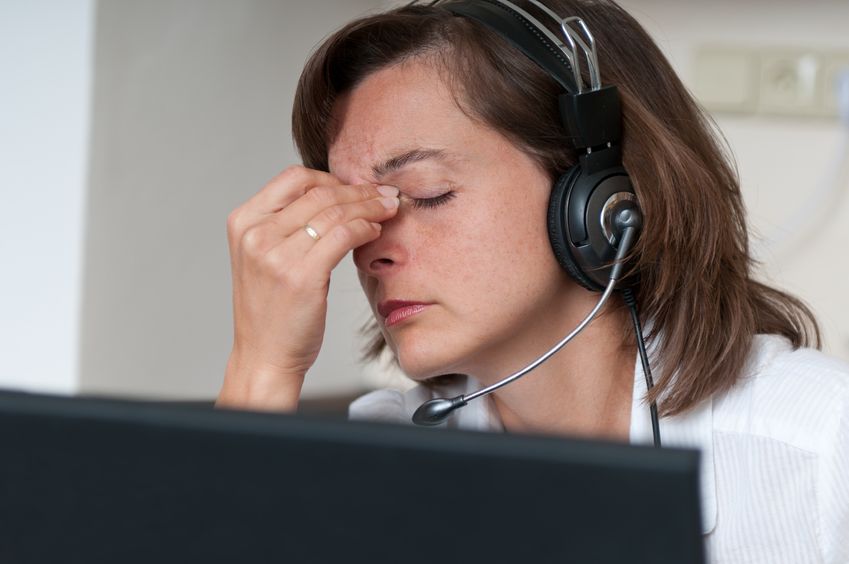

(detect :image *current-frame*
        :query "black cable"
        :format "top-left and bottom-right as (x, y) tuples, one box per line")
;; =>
(621, 288), (661, 448)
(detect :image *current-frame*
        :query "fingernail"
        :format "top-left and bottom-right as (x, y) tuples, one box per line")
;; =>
(371, 222), (382, 231)
(380, 196), (400, 209)
(377, 185), (399, 197)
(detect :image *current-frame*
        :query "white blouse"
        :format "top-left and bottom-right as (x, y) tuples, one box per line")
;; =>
(349, 335), (849, 563)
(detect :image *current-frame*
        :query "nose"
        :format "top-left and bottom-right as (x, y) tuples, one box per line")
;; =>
(353, 214), (407, 276)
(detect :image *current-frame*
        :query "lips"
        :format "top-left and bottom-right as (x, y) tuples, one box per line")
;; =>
(377, 300), (433, 327)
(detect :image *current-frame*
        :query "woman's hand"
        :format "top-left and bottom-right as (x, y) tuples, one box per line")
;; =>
(216, 165), (399, 411)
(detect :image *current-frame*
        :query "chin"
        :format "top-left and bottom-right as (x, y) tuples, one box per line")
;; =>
(383, 311), (484, 380)
(393, 338), (470, 382)
(395, 353), (444, 382)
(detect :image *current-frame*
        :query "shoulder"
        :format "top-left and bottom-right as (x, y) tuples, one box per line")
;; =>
(708, 335), (849, 562)
(712, 334), (849, 452)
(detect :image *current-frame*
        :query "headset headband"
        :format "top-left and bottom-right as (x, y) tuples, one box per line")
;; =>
(446, 0), (579, 92)
(446, 0), (623, 149)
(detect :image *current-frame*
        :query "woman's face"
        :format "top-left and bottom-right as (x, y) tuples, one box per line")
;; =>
(329, 60), (583, 383)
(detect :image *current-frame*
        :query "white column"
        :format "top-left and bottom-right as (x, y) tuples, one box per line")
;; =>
(0, 0), (94, 393)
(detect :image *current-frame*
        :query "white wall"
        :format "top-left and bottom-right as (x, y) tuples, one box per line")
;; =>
(0, 0), (94, 394)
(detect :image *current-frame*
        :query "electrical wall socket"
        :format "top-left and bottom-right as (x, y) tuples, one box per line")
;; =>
(694, 46), (849, 118)
(759, 51), (822, 116)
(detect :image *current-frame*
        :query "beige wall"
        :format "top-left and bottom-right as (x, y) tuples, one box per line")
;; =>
(79, 0), (381, 399)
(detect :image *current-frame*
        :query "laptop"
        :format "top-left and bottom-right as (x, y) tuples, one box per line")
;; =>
(0, 390), (705, 563)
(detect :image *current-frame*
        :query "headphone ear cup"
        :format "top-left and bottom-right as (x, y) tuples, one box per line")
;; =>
(547, 166), (602, 292)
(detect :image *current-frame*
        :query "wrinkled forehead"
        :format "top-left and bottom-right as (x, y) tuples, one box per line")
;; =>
(326, 60), (473, 184)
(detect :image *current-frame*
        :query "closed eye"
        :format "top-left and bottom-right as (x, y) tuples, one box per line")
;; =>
(408, 191), (456, 210)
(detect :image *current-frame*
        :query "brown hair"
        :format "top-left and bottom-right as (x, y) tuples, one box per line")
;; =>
(291, 0), (820, 415)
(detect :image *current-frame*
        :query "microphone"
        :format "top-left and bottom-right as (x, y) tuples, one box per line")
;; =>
(412, 212), (640, 427)
(411, 396), (468, 426)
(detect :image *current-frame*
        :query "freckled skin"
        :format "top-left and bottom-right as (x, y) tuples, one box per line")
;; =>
(330, 60), (578, 380)
(329, 60), (633, 436)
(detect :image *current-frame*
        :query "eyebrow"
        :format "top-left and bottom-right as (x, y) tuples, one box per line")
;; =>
(371, 148), (448, 180)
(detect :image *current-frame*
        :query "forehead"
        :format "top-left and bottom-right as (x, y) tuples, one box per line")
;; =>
(327, 60), (477, 182)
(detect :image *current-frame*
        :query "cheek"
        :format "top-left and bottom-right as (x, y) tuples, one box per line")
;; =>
(418, 192), (555, 297)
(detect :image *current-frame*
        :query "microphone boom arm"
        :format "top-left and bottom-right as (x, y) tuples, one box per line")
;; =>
(411, 226), (637, 426)
(464, 275), (616, 404)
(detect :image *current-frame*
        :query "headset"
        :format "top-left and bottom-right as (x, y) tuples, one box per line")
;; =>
(448, 0), (634, 290)
(412, 0), (661, 447)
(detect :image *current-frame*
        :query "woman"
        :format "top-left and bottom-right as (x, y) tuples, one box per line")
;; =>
(216, 0), (849, 561)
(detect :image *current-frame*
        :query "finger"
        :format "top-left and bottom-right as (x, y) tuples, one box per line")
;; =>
(302, 219), (384, 284)
(270, 195), (397, 263)
(261, 219), (383, 293)
(234, 192), (397, 269)
(273, 186), (400, 238)
(228, 166), (344, 245)
(247, 165), (343, 215)
(274, 183), (398, 234)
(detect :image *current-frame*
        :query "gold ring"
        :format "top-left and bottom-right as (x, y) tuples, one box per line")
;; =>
(303, 224), (321, 241)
